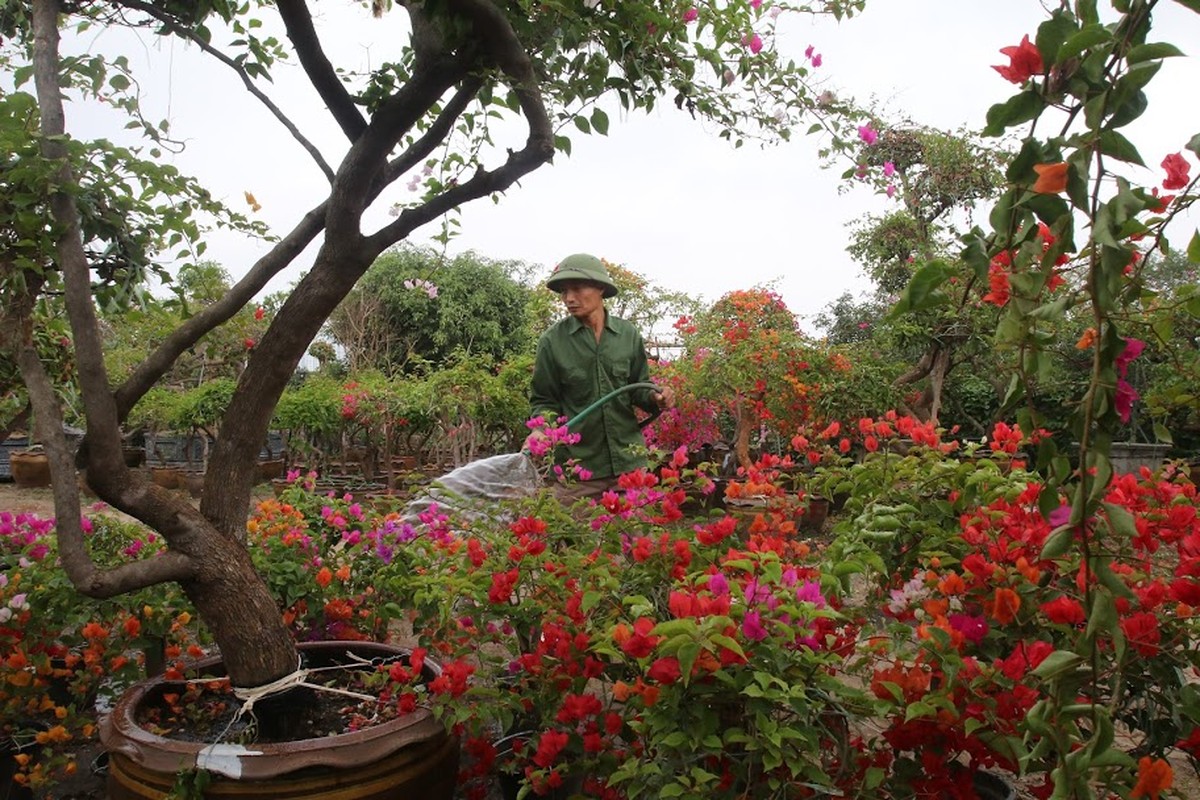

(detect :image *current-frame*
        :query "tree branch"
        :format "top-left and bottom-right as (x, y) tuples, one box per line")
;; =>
(379, 77), (483, 187)
(113, 0), (335, 183)
(276, 0), (368, 143)
(113, 202), (327, 418)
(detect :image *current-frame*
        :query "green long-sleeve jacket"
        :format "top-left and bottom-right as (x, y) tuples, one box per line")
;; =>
(530, 313), (658, 479)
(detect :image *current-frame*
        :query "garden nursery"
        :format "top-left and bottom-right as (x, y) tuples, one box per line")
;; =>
(3, 1), (1200, 799)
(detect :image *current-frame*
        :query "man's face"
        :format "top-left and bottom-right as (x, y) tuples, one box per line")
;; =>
(557, 280), (605, 319)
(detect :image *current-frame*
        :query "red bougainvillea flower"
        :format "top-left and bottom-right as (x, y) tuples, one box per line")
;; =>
(254, 306), (265, 320)
(986, 587), (1020, 624)
(1040, 595), (1085, 625)
(993, 34), (1043, 83)
(981, 260), (1011, 307)
(1150, 187), (1176, 213)
(1132, 756), (1173, 799)
(1121, 611), (1162, 657)
(1031, 162), (1069, 194)
(1162, 152), (1191, 190)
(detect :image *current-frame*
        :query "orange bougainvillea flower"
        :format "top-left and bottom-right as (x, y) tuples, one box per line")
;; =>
(1132, 756), (1173, 799)
(987, 587), (1021, 624)
(1032, 162), (1069, 194)
(315, 566), (333, 588)
(1076, 327), (1097, 349)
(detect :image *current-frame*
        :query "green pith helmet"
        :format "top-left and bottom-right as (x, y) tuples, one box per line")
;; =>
(546, 253), (619, 298)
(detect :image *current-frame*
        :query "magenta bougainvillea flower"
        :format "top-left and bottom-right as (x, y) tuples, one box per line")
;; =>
(858, 125), (878, 145)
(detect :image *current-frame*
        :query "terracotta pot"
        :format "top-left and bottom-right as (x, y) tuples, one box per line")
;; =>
(101, 641), (458, 799)
(258, 458), (286, 482)
(9, 451), (51, 489)
(150, 465), (183, 490)
(122, 447), (147, 468)
(183, 471), (206, 499)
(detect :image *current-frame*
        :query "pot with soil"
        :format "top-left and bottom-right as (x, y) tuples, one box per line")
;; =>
(100, 640), (459, 799)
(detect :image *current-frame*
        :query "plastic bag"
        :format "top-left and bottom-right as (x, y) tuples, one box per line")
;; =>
(401, 453), (542, 523)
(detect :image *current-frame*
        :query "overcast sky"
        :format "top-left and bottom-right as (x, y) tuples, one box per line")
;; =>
(67, 0), (1200, 333)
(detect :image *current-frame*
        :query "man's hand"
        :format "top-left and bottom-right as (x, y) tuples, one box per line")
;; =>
(652, 386), (676, 410)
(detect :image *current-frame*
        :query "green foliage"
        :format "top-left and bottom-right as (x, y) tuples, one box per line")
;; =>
(328, 246), (536, 375)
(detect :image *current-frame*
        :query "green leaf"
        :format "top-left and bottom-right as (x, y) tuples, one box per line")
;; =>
(1040, 526), (1074, 560)
(1187, 132), (1200, 158)
(889, 260), (954, 317)
(1097, 130), (1145, 165)
(1188, 230), (1200, 264)
(677, 642), (700, 687)
(983, 91), (1045, 137)
(1174, 0), (1200, 12)
(1031, 649), (1085, 679)
(1126, 42), (1186, 63)
(1036, 11), (1079, 64)
(573, 116), (591, 134)
(1154, 423), (1175, 445)
(1084, 587), (1117, 639)
(1057, 25), (1112, 62)
(1102, 501), (1138, 539)
(590, 107), (610, 136)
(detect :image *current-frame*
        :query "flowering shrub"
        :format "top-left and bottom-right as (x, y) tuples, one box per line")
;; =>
(0, 511), (200, 792)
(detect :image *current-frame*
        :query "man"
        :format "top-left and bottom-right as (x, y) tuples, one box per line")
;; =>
(529, 253), (675, 500)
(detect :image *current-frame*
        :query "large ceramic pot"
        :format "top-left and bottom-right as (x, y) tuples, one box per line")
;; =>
(9, 451), (51, 488)
(101, 641), (459, 799)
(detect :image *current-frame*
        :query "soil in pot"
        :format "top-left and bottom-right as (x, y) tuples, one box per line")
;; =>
(101, 641), (459, 800)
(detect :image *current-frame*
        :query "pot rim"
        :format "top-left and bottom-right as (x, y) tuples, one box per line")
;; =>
(100, 640), (447, 780)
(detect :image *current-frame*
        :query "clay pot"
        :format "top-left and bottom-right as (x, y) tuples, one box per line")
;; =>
(258, 458), (286, 482)
(101, 641), (459, 799)
(150, 465), (183, 490)
(10, 451), (51, 488)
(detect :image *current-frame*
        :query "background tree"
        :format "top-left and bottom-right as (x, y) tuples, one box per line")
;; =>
(7, 0), (863, 696)
(845, 125), (1008, 426)
(328, 245), (535, 375)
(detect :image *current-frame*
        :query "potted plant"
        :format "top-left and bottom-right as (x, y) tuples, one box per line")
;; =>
(8, 445), (51, 489)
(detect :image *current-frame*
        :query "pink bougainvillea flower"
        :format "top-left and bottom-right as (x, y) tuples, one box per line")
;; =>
(886, 184), (897, 199)
(811, 53), (822, 67)
(992, 34), (1043, 84)
(883, 160), (896, 177)
(1116, 337), (1145, 376)
(1115, 379), (1139, 424)
(741, 32), (763, 54)
(1162, 152), (1191, 190)
(858, 125), (878, 145)
(741, 610), (768, 641)
(682, 6), (698, 22)
(804, 44), (815, 59)
(749, 0), (762, 8)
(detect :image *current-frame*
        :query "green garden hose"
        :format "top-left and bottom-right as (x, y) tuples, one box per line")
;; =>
(566, 381), (663, 429)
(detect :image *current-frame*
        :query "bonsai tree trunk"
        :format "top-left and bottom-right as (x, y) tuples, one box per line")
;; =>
(26, 0), (553, 690)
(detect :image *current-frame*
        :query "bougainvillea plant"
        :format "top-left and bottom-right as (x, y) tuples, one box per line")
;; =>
(897, 1), (1200, 794)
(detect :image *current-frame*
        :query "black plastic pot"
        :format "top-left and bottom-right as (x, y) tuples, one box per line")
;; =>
(972, 770), (1017, 800)
(493, 731), (582, 800)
